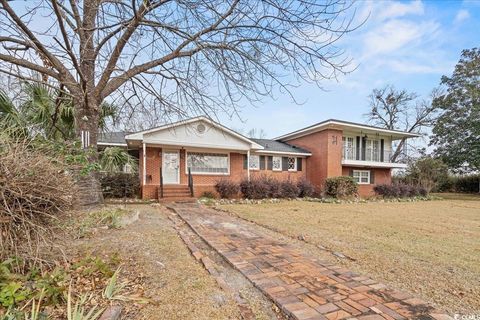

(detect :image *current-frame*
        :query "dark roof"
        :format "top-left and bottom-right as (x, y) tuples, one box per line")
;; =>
(98, 131), (128, 145)
(251, 139), (311, 155)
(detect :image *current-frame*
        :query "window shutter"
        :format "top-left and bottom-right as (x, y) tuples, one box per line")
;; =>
(260, 156), (266, 170)
(380, 139), (385, 162)
(297, 158), (302, 171)
(356, 136), (360, 160)
(370, 170), (375, 184)
(267, 156), (273, 170)
(349, 169), (354, 177)
(282, 157), (288, 171)
(243, 154), (247, 169)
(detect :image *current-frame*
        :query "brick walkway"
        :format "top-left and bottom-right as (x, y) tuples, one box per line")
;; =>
(170, 203), (452, 320)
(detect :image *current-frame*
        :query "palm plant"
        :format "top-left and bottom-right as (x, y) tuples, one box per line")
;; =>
(0, 82), (117, 141)
(100, 147), (137, 173)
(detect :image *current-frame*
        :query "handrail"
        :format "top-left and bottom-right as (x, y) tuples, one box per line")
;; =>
(188, 167), (194, 197)
(159, 166), (163, 198)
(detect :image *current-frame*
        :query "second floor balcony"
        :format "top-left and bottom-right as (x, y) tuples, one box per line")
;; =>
(342, 146), (407, 168)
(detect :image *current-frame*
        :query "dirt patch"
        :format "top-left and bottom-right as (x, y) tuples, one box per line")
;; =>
(73, 204), (242, 319)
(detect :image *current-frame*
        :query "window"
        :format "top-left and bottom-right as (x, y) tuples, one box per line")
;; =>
(353, 170), (370, 184)
(187, 152), (228, 174)
(249, 155), (260, 170)
(366, 139), (380, 162)
(342, 136), (355, 160)
(287, 157), (297, 171)
(272, 156), (282, 171)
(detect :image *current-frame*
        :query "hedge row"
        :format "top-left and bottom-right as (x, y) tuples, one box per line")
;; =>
(374, 183), (428, 198)
(215, 176), (315, 199)
(437, 174), (480, 193)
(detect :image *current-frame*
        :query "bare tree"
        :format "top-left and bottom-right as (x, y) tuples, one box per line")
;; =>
(364, 85), (440, 162)
(1, 0), (360, 202)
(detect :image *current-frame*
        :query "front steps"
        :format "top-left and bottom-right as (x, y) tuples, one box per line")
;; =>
(158, 185), (195, 202)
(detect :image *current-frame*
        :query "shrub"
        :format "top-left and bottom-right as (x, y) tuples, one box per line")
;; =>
(452, 174), (480, 193)
(201, 191), (216, 199)
(240, 177), (270, 199)
(264, 177), (282, 198)
(374, 183), (428, 198)
(214, 179), (240, 198)
(280, 180), (300, 198)
(324, 176), (358, 198)
(297, 178), (315, 198)
(100, 172), (140, 198)
(0, 138), (76, 262)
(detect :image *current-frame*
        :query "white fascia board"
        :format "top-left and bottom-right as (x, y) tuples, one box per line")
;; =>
(143, 139), (253, 151)
(97, 142), (128, 147)
(276, 120), (421, 141)
(253, 150), (311, 157)
(341, 159), (408, 169)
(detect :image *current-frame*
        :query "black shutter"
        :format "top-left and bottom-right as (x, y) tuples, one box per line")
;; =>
(243, 154), (248, 169)
(267, 156), (273, 170)
(297, 158), (302, 171)
(361, 137), (366, 160)
(282, 157), (288, 171)
(370, 170), (375, 184)
(356, 136), (360, 160)
(380, 139), (385, 162)
(260, 155), (266, 170)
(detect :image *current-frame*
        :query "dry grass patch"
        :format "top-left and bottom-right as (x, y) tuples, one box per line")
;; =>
(75, 204), (241, 319)
(219, 198), (480, 314)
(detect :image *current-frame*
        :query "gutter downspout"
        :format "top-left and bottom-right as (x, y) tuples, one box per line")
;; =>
(142, 142), (146, 185)
(247, 150), (250, 181)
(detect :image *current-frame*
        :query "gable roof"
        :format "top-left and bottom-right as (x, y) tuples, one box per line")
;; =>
(251, 139), (311, 156)
(125, 116), (264, 150)
(276, 119), (422, 141)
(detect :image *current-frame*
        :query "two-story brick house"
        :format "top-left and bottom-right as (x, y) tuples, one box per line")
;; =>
(98, 116), (419, 199)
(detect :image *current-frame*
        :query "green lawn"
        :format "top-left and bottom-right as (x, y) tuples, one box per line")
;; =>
(219, 197), (480, 314)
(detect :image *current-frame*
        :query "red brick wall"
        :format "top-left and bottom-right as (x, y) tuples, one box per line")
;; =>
(140, 147), (307, 199)
(341, 166), (392, 197)
(287, 129), (343, 191)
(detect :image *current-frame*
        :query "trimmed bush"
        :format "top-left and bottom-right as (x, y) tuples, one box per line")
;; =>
(264, 177), (282, 198)
(324, 176), (358, 198)
(240, 177), (270, 199)
(374, 183), (428, 198)
(100, 172), (140, 198)
(297, 178), (315, 197)
(214, 179), (240, 199)
(280, 180), (300, 198)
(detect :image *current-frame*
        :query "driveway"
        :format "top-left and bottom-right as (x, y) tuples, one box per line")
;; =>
(169, 203), (453, 320)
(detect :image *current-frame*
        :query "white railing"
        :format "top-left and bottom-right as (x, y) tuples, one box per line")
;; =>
(342, 147), (396, 163)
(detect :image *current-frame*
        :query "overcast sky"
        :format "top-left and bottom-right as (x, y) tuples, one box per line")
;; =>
(222, 0), (480, 138)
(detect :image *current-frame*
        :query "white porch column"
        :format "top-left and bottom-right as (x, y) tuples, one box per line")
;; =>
(247, 150), (250, 181)
(142, 142), (146, 185)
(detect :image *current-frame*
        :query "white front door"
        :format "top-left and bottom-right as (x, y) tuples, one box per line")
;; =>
(162, 150), (180, 184)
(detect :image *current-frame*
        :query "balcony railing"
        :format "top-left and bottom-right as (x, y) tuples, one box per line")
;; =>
(342, 147), (395, 163)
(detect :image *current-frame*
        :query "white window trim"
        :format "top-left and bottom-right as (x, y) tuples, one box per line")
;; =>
(287, 157), (297, 172)
(272, 156), (282, 171)
(185, 151), (230, 175)
(249, 155), (260, 171)
(353, 170), (370, 184)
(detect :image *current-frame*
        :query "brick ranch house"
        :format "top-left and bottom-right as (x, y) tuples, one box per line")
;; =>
(98, 116), (419, 199)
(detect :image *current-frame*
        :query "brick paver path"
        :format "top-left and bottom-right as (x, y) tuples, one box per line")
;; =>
(170, 203), (453, 320)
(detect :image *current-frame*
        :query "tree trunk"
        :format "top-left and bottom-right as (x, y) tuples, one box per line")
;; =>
(73, 97), (104, 207)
